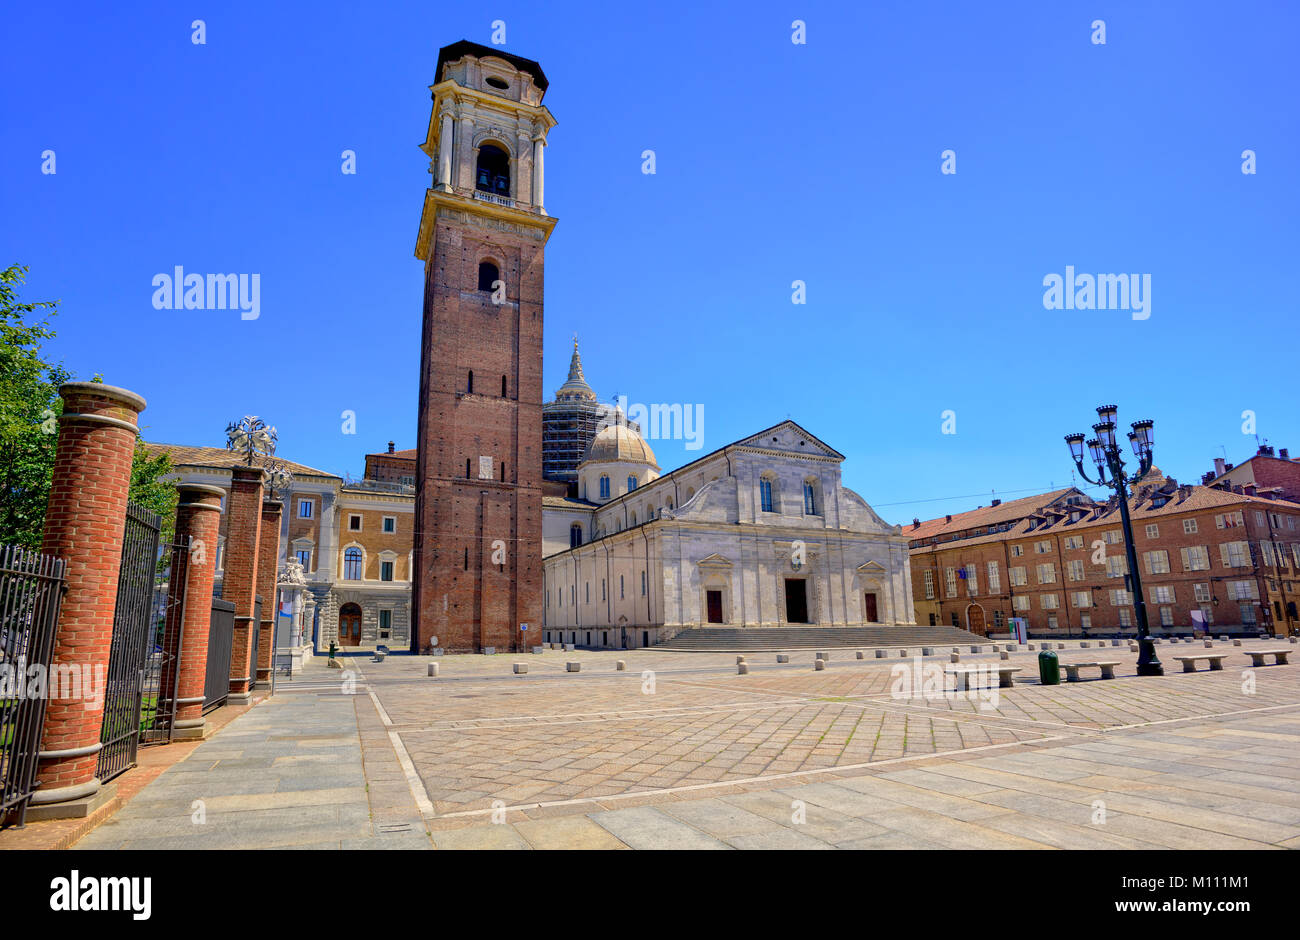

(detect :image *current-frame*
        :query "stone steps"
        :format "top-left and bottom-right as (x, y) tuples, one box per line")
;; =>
(657, 625), (989, 651)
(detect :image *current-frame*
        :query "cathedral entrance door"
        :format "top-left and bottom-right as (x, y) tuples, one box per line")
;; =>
(706, 590), (723, 623)
(784, 579), (809, 624)
(864, 593), (879, 623)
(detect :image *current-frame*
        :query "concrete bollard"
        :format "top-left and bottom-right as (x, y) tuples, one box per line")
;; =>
(950, 652), (961, 663)
(736, 656), (746, 665)
(483, 647), (496, 655)
(814, 659), (826, 671)
(922, 647), (934, 656)
(532, 646), (544, 654)
(1027, 643), (1036, 651)
(566, 662), (581, 672)
(1112, 639), (1122, 647)
(899, 649), (909, 658)
(817, 651), (830, 662)
(616, 660), (626, 671)
(970, 646), (981, 654)
(875, 649), (888, 659)
(1291, 636), (1298, 644)
(776, 654), (790, 663)
(999, 650), (1010, 661)
(738, 662), (749, 675)
(1233, 639), (1242, 646)
(563, 643), (575, 651)
(1080, 642), (1090, 648)
(1129, 644), (1139, 653)
(513, 663), (528, 674)
(1057, 643), (1067, 650)
(427, 663), (439, 677)
(1204, 640), (1214, 649)
(856, 651), (865, 660)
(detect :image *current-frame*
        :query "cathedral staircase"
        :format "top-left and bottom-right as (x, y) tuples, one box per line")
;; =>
(657, 625), (989, 652)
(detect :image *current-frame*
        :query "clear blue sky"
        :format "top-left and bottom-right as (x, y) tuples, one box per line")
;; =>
(3, 1), (1296, 523)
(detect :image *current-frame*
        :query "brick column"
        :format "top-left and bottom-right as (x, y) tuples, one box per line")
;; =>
(223, 466), (265, 704)
(254, 499), (283, 685)
(168, 483), (225, 740)
(31, 382), (145, 819)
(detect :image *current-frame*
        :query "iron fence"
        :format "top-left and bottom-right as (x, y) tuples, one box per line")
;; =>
(140, 536), (191, 746)
(204, 599), (235, 713)
(0, 545), (67, 828)
(97, 502), (161, 784)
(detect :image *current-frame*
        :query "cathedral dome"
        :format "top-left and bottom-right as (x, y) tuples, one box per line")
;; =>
(582, 423), (658, 469)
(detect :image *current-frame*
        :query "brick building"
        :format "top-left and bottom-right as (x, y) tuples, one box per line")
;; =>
(410, 40), (558, 653)
(907, 467), (1300, 638)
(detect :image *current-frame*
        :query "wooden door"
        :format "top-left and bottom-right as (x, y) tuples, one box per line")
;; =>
(339, 608), (362, 646)
(706, 590), (723, 623)
(864, 593), (879, 623)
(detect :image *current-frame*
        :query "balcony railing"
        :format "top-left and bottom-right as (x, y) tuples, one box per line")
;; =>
(473, 190), (513, 208)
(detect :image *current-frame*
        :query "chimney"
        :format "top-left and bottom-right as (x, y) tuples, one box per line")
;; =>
(1281, 448), (1290, 460)
(1225, 463), (1234, 472)
(1244, 483), (1257, 497)
(1201, 472), (1215, 485)
(912, 518), (920, 529)
(991, 499), (1001, 507)
(945, 514), (952, 523)
(387, 441), (395, 454)
(1214, 457), (1226, 476)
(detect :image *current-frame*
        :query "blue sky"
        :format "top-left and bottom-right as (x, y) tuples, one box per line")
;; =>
(3, 1), (1297, 523)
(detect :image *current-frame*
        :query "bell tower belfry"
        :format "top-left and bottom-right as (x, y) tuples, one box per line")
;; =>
(411, 40), (557, 653)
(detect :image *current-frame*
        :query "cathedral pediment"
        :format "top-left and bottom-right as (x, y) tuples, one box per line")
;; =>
(697, 553), (733, 569)
(736, 421), (843, 460)
(857, 560), (887, 574)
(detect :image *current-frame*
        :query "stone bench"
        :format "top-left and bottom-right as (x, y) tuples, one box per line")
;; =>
(1243, 649), (1292, 667)
(1170, 653), (1227, 673)
(1061, 661), (1121, 681)
(945, 664), (1021, 690)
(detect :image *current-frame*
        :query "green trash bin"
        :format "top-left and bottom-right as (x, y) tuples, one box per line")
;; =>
(1038, 649), (1060, 685)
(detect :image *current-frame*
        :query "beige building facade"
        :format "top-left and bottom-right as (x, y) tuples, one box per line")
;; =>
(541, 421), (915, 648)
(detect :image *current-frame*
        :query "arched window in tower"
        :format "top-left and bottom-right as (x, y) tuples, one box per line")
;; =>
(476, 143), (510, 196)
(467, 370), (474, 393)
(570, 524), (582, 548)
(477, 262), (498, 292)
(599, 475), (610, 499)
(803, 480), (818, 515)
(760, 477), (774, 513)
(627, 476), (638, 493)
(343, 547), (363, 581)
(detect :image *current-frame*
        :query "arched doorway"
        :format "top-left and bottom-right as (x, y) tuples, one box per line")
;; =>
(339, 603), (363, 646)
(965, 603), (986, 636)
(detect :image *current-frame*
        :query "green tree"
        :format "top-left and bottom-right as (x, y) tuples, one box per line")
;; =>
(0, 264), (66, 548)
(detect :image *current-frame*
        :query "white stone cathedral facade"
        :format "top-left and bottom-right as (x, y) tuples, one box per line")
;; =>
(541, 420), (916, 648)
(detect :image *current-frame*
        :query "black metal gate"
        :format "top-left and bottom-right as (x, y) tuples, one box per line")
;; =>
(204, 599), (235, 713)
(0, 545), (67, 828)
(140, 536), (191, 746)
(249, 594), (262, 689)
(97, 502), (161, 784)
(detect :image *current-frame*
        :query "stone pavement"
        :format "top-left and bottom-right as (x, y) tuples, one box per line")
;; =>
(72, 642), (1300, 849)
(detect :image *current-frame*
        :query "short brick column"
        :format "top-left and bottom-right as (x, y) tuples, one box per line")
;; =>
(254, 499), (283, 686)
(31, 382), (145, 819)
(169, 483), (225, 740)
(223, 466), (265, 704)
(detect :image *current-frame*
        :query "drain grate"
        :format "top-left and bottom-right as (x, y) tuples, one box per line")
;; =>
(378, 823), (413, 833)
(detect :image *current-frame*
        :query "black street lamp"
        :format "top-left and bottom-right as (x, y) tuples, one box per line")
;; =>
(1064, 405), (1164, 676)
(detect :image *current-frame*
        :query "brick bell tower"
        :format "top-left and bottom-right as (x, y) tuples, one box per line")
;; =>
(411, 40), (557, 653)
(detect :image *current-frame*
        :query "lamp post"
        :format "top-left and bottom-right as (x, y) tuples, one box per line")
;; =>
(1064, 406), (1164, 676)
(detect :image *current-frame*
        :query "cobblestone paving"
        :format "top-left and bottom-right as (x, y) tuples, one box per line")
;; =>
(71, 640), (1300, 849)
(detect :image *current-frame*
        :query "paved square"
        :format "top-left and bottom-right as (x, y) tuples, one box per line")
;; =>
(74, 642), (1300, 849)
